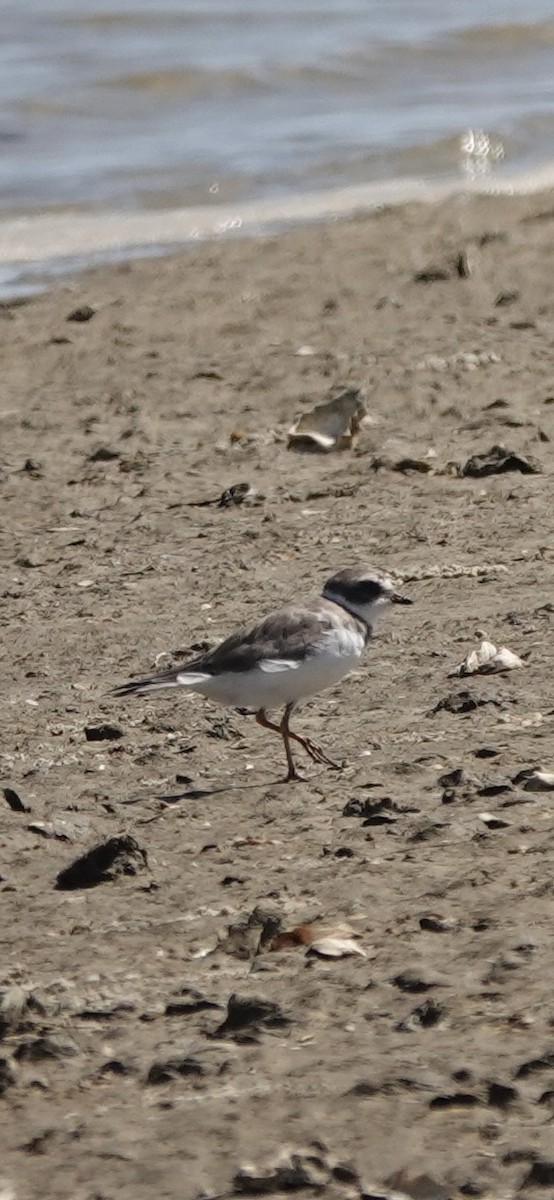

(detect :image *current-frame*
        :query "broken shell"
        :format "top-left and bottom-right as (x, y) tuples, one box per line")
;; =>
(307, 935), (367, 960)
(459, 639), (524, 676)
(459, 639), (497, 675)
(288, 388), (366, 452)
(482, 647), (525, 673)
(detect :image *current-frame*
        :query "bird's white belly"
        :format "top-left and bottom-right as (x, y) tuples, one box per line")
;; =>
(193, 629), (364, 711)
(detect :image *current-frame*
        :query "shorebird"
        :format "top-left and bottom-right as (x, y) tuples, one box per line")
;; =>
(113, 566), (412, 782)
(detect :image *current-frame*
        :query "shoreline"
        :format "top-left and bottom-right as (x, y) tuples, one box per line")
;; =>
(2, 160), (554, 298)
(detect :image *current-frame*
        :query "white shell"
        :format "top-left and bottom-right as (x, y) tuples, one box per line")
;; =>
(459, 639), (524, 675)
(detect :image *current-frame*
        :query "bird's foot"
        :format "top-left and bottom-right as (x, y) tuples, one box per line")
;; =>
(299, 737), (342, 770)
(281, 766), (305, 784)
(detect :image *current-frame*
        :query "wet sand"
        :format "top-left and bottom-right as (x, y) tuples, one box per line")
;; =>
(1, 189), (554, 1200)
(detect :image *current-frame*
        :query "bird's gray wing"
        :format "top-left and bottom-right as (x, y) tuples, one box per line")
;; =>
(190, 602), (333, 675)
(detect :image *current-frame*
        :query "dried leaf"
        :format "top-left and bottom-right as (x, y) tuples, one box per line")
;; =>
(288, 388), (366, 452)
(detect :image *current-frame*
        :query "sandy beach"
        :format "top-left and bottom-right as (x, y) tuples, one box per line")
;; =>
(1, 189), (554, 1199)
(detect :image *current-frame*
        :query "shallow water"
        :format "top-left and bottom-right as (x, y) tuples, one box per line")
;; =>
(3, 0), (554, 218)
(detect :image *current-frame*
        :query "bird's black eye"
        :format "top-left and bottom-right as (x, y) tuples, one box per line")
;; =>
(341, 579), (384, 606)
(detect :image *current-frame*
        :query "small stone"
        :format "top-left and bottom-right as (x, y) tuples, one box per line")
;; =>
(55, 835), (148, 890)
(84, 723), (124, 742)
(514, 768), (554, 792)
(522, 1160), (554, 1188)
(14, 1033), (80, 1062)
(213, 994), (290, 1040)
(146, 1055), (204, 1085)
(419, 915), (458, 933)
(487, 1081), (518, 1109)
(87, 446), (120, 463)
(67, 304), (95, 322)
(392, 968), (447, 994)
(0, 1058), (15, 1094)
(3, 787), (30, 813)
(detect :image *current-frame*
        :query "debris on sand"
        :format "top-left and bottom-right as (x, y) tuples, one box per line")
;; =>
(84, 723), (123, 742)
(146, 1055), (204, 1085)
(219, 907), (283, 960)
(67, 304), (95, 322)
(185, 481), (260, 508)
(413, 265), (451, 284)
(217, 482), (259, 507)
(458, 638), (524, 676)
(3, 787), (30, 813)
(233, 1146), (372, 1196)
(370, 439), (437, 474)
(55, 835), (148, 890)
(513, 768), (554, 792)
(234, 1148), (329, 1194)
(288, 387), (366, 452)
(213, 994), (291, 1040)
(269, 922), (367, 960)
(458, 444), (542, 477)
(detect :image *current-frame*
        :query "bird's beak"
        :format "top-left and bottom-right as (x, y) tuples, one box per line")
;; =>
(391, 591), (412, 605)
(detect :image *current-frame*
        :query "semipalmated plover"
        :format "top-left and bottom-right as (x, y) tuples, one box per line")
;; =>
(113, 567), (412, 782)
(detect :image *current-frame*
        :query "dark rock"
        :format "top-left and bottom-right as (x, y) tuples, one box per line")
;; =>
(392, 969), (446, 994)
(431, 691), (490, 715)
(494, 290), (519, 306)
(3, 787), (30, 813)
(348, 1080), (379, 1096)
(67, 305), (95, 322)
(515, 1051), (554, 1079)
(146, 1055), (204, 1085)
(438, 768), (478, 789)
(213, 994), (290, 1040)
(521, 1160), (554, 1188)
(218, 482), (257, 508)
(99, 1059), (134, 1076)
(398, 999), (446, 1031)
(234, 1150), (327, 1193)
(0, 1057), (15, 1093)
(84, 723), (124, 742)
(55, 835), (147, 889)
(22, 458), (42, 475)
(165, 988), (220, 1017)
(14, 1033), (80, 1062)
(219, 908), (283, 959)
(342, 796), (401, 824)
(487, 1081), (518, 1109)
(459, 444), (541, 478)
(87, 446), (120, 463)
(429, 1093), (479, 1109)
(455, 250), (472, 278)
(419, 915), (458, 933)
(409, 820), (447, 843)
(476, 781), (511, 796)
(414, 266), (451, 283)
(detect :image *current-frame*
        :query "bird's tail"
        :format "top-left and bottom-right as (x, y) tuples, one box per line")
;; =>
(112, 668), (209, 698)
